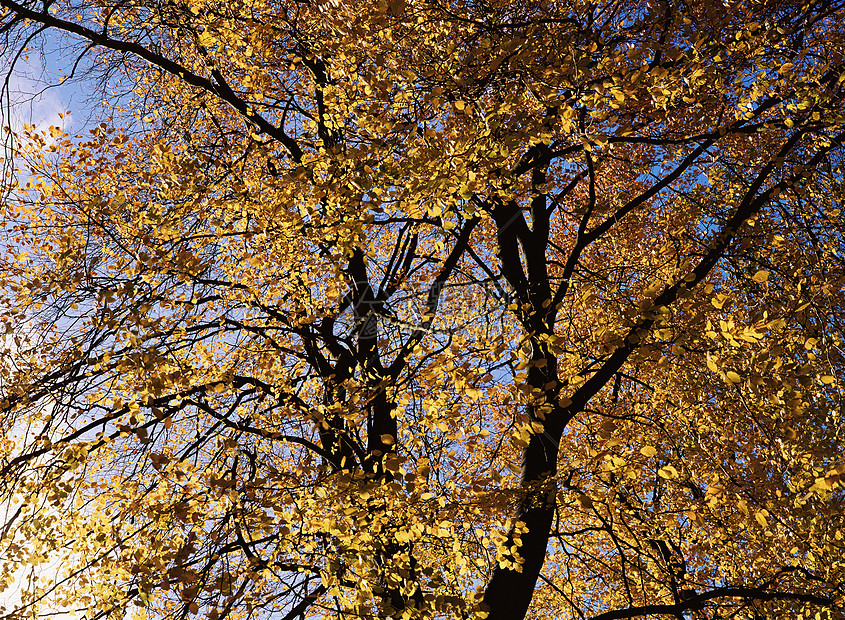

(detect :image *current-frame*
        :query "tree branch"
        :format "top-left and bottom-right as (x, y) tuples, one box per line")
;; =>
(588, 586), (832, 620)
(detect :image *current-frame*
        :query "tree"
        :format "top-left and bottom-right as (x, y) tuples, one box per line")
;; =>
(1, 0), (845, 618)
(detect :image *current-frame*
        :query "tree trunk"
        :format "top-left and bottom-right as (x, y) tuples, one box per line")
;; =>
(482, 417), (561, 619)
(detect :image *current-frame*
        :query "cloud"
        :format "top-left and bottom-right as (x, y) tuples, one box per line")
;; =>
(2, 49), (71, 155)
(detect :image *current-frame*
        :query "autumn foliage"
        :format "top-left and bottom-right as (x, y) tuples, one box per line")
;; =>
(1, 0), (845, 619)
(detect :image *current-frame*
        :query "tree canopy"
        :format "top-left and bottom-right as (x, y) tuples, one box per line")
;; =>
(1, 0), (845, 619)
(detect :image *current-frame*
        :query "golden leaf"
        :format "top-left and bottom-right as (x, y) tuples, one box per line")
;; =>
(658, 465), (679, 480)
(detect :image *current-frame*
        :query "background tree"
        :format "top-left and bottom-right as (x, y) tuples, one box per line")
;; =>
(1, 1), (845, 619)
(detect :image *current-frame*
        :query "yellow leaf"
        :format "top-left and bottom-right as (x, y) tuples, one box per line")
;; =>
(640, 446), (658, 457)
(465, 388), (482, 400)
(725, 371), (741, 384)
(711, 294), (729, 309)
(751, 270), (770, 283)
(658, 465), (679, 479)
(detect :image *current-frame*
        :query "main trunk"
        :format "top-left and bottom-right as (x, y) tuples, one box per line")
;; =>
(482, 420), (561, 619)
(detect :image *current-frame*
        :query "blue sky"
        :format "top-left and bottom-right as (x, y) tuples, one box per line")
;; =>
(2, 34), (102, 160)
